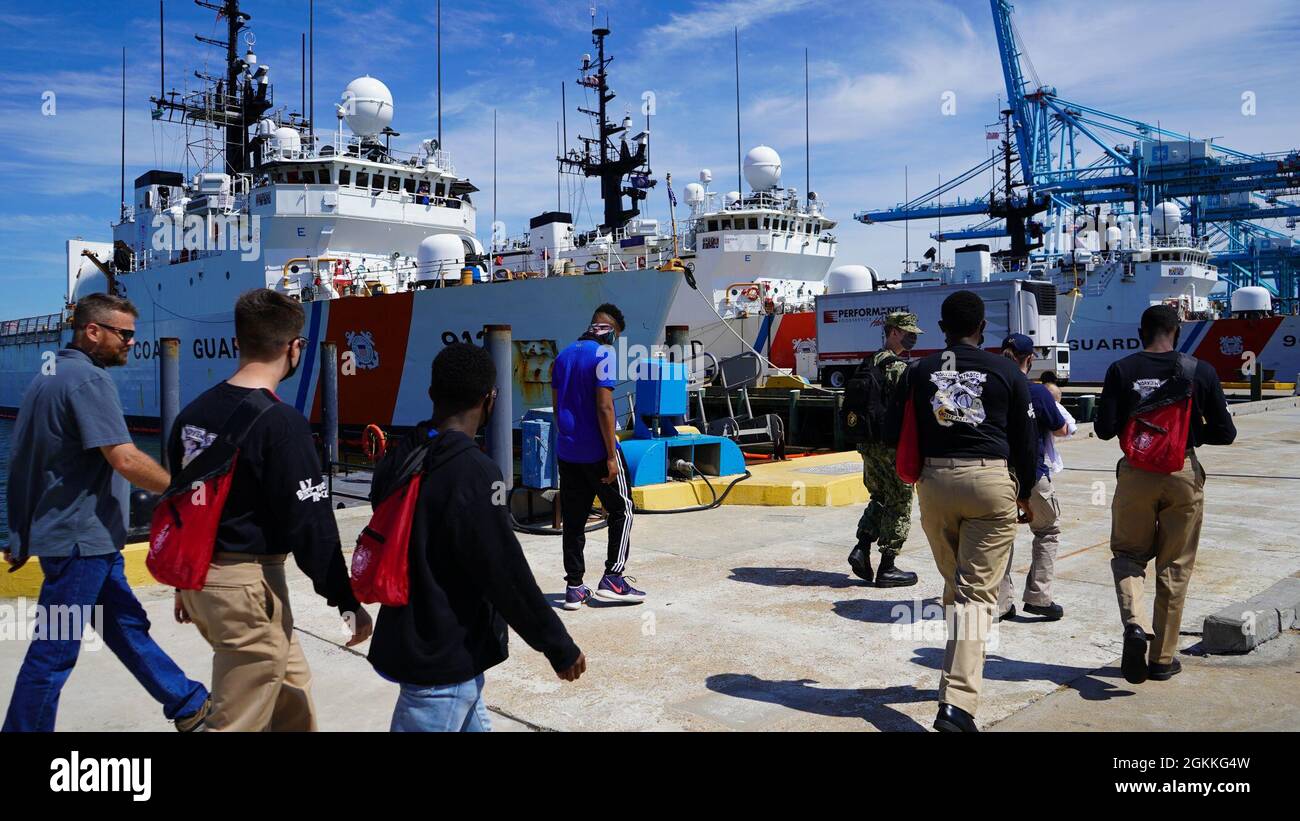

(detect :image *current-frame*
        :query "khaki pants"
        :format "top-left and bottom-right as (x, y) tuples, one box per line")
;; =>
(1109, 455), (1205, 666)
(998, 475), (1062, 611)
(916, 458), (1018, 716)
(179, 553), (317, 731)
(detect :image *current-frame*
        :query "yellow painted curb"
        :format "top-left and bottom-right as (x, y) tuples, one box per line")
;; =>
(632, 450), (869, 509)
(0, 543), (159, 598)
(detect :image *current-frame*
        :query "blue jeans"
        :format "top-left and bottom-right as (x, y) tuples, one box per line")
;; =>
(389, 674), (492, 732)
(2, 548), (209, 732)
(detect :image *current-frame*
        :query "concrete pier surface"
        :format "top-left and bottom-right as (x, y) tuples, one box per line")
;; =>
(3, 403), (1297, 732)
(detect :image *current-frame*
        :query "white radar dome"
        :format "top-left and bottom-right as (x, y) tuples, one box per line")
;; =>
(271, 126), (301, 157)
(684, 182), (705, 204)
(342, 76), (394, 139)
(699, 169), (713, 184)
(416, 234), (466, 282)
(825, 264), (875, 294)
(725, 191), (741, 206)
(1153, 201), (1181, 236)
(743, 145), (782, 191)
(1230, 285), (1272, 314)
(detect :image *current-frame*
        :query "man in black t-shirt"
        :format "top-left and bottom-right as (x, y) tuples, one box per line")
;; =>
(170, 289), (371, 731)
(899, 290), (1037, 733)
(1095, 305), (1235, 685)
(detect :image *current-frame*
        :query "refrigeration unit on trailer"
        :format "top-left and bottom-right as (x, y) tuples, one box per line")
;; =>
(813, 279), (1068, 387)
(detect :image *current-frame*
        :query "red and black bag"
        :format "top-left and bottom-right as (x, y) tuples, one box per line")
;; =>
(147, 389), (278, 589)
(1120, 353), (1198, 473)
(350, 432), (435, 606)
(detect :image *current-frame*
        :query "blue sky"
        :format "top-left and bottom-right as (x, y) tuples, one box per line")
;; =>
(1, 0), (1297, 319)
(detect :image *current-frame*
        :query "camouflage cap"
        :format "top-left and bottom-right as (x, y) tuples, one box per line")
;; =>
(885, 311), (923, 333)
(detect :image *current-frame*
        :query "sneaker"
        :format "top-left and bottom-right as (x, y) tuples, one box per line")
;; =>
(563, 584), (593, 611)
(174, 697), (212, 733)
(594, 574), (646, 604)
(997, 605), (1017, 622)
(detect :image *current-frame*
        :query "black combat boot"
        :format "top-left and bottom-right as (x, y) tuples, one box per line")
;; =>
(847, 544), (874, 583)
(874, 553), (918, 588)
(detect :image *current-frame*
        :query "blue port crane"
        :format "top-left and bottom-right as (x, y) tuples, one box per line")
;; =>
(854, 0), (1300, 308)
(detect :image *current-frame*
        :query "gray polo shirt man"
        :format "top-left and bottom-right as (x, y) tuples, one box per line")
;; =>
(7, 347), (133, 558)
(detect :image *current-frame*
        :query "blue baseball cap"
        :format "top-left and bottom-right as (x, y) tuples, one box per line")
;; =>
(1001, 333), (1034, 355)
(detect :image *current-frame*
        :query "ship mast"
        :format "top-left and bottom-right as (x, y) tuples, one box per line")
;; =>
(559, 23), (655, 234)
(150, 0), (296, 177)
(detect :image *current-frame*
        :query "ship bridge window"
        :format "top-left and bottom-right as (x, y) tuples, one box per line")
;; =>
(707, 219), (718, 232)
(403, 177), (416, 194)
(286, 169), (301, 184)
(388, 176), (400, 193)
(813, 222), (821, 234)
(372, 174), (385, 192)
(762, 217), (770, 229)
(339, 169), (351, 186)
(318, 168), (332, 184)
(356, 172), (369, 188)
(780, 219), (789, 231)
(748, 217), (758, 230)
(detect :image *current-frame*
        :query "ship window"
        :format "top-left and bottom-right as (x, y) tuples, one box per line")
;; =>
(356, 172), (369, 188)
(388, 176), (400, 192)
(372, 174), (385, 191)
(286, 169), (301, 184)
(748, 217), (758, 230)
(814, 222), (821, 234)
(404, 177), (416, 193)
(339, 169), (350, 186)
(780, 220), (789, 231)
(707, 220), (718, 232)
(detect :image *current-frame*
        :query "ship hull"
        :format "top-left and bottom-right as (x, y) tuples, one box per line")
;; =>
(1, 269), (682, 426)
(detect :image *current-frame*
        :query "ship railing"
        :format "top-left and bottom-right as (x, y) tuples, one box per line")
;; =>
(262, 133), (456, 177)
(0, 312), (66, 346)
(1150, 234), (1210, 250)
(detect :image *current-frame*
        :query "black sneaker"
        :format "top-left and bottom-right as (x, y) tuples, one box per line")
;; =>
(997, 605), (1017, 622)
(1121, 623), (1150, 684)
(1023, 601), (1064, 620)
(847, 546), (874, 583)
(874, 554), (918, 588)
(1148, 657), (1182, 681)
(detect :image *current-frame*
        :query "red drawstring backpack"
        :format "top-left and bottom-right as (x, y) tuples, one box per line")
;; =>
(147, 389), (278, 589)
(350, 431), (435, 606)
(895, 394), (923, 484)
(1120, 354), (1198, 473)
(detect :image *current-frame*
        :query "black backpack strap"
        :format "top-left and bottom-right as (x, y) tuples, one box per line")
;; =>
(218, 388), (280, 448)
(1176, 353), (1198, 385)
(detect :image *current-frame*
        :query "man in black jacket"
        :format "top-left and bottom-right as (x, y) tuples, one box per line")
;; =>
(1094, 305), (1236, 685)
(368, 343), (586, 732)
(899, 290), (1038, 733)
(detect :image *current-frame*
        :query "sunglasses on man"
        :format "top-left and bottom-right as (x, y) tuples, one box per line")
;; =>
(86, 322), (136, 343)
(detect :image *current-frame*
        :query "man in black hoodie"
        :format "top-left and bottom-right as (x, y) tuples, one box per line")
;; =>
(367, 343), (586, 732)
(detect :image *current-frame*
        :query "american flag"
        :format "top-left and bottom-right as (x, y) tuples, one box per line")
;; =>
(667, 180), (677, 208)
(986, 131), (1000, 141)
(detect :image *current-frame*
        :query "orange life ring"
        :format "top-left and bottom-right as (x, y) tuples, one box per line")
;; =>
(744, 286), (760, 300)
(637, 256), (647, 269)
(362, 424), (387, 461)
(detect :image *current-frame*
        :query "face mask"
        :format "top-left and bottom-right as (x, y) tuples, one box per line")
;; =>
(584, 322), (618, 346)
(284, 341), (301, 381)
(901, 333), (918, 351)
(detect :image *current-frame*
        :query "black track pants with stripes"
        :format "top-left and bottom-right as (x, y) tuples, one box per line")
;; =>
(558, 451), (632, 587)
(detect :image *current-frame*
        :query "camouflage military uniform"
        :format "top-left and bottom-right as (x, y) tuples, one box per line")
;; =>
(855, 350), (914, 557)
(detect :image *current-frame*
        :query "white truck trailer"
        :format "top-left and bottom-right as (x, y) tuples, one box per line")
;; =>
(813, 279), (1069, 387)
